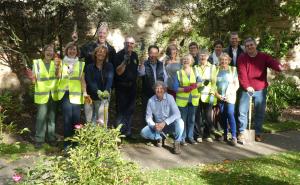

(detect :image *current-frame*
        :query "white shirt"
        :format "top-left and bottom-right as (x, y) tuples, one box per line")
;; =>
(232, 48), (238, 66)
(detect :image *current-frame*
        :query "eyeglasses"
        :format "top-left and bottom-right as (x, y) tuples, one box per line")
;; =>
(245, 43), (255, 48)
(125, 42), (135, 45)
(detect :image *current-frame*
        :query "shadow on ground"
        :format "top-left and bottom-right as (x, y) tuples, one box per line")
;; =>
(121, 131), (300, 169)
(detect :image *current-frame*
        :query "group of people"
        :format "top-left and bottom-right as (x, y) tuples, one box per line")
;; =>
(32, 24), (286, 154)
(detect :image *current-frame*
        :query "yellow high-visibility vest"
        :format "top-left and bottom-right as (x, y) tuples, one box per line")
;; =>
(195, 62), (217, 105)
(33, 59), (58, 104)
(57, 60), (84, 104)
(176, 68), (200, 107)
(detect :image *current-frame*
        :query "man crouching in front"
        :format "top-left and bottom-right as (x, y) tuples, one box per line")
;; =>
(140, 81), (184, 154)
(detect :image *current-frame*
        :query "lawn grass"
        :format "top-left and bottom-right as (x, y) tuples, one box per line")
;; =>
(263, 120), (300, 133)
(0, 142), (60, 161)
(146, 152), (300, 185)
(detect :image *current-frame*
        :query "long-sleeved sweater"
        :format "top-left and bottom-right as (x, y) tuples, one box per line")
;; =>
(237, 52), (282, 91)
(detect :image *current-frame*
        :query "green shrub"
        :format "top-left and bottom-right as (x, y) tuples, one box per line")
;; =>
(0, 90), (23, 123)
(21, 124), (144, 185)
(267, 74), (300, 121)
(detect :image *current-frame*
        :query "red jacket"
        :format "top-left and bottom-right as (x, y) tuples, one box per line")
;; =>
(237, 52), (282, 91)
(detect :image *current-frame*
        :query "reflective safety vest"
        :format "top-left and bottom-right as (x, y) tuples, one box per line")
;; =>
(195, 62), (217, 105)
(57, 60), (85, 104)
(176, 68), (200, 107)
(33, 59), (58, 104)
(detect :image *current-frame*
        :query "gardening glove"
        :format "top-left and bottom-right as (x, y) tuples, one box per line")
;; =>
(102, 90), (110, 99)
(246, 86), (255, 94)
(183, 85), (193, 93)
(97, 90), (103, 99)
(190, 83), (197, 89)
(123, 54), (130, 65)
(203, 79), (210, 86)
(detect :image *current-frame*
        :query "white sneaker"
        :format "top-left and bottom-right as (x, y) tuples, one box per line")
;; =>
(196, 138), (203, 143)
(205, 137), (213, 143)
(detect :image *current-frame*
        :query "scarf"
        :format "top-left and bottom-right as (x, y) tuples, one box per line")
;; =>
(63, 56), (78, 75)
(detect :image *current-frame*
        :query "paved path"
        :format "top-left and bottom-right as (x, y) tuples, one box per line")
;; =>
(0, 131), (299, 184)
(121, 131), (300, 169)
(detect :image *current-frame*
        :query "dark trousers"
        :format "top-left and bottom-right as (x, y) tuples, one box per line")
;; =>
(195, 101), (215, 139)
(141, 92), (154, 126)
(115, 84), (136, 136)
(61, 92), (81, 148)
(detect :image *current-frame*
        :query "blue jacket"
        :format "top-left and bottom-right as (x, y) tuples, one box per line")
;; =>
(85, 63), (114, 100)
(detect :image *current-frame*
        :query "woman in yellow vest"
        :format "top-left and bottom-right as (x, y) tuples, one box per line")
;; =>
(194, 49), (217, 143)
(32, 44), (60, 148)
(57, 42), (86, 148)
(173, 55), (202, 145)
(215, 53), (239, 146)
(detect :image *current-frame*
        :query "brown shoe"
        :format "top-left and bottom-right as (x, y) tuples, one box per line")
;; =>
(255, 135), (262, 142)
(173, 141), (181, 154)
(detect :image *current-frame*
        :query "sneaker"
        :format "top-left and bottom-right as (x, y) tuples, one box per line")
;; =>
(154, 139), (162, 147)
(180, 140), (187, 146)
(173, 141), (181, 154)
(230, 138), (237, 146)
(255, 135), (262, 142)
(237, 133), (246, 145)
(196, 137), (203, 143)
(204, 137), (213, 143)
(188, 139), (198, 145)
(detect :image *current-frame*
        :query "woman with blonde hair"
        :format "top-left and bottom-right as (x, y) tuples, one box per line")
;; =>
(215, 53), (239, 145)
(173, 54), (202, 145)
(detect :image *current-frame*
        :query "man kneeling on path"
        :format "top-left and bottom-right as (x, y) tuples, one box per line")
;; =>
(140, 81), (184, 154)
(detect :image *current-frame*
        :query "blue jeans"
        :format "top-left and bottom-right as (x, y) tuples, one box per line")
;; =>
(35, 97), (57, 143)
(238, 88), (267, 134)
(219, 102), (236, 139)
(179, 104), (196, 141)
(140, 118), (184, 142)
(61, 92), (81, 148)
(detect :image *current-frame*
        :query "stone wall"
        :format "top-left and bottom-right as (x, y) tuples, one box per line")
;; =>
(1, 3), (299, 91)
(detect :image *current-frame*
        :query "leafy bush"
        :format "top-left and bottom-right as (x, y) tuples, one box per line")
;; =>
(266, 74), (300, 121)
(21, 124), (144, 185)
(0, 90), (23, 122)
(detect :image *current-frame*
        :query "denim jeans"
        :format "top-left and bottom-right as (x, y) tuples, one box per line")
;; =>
(84, 99), (109, 126)
(238, 88), (267, 134)
(35, 97), (57, 143)
(179, 104), (196, 141)
(140, 118), (184, 142)
(61, 92), (81, 148)
(219, 102), (236, 139)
